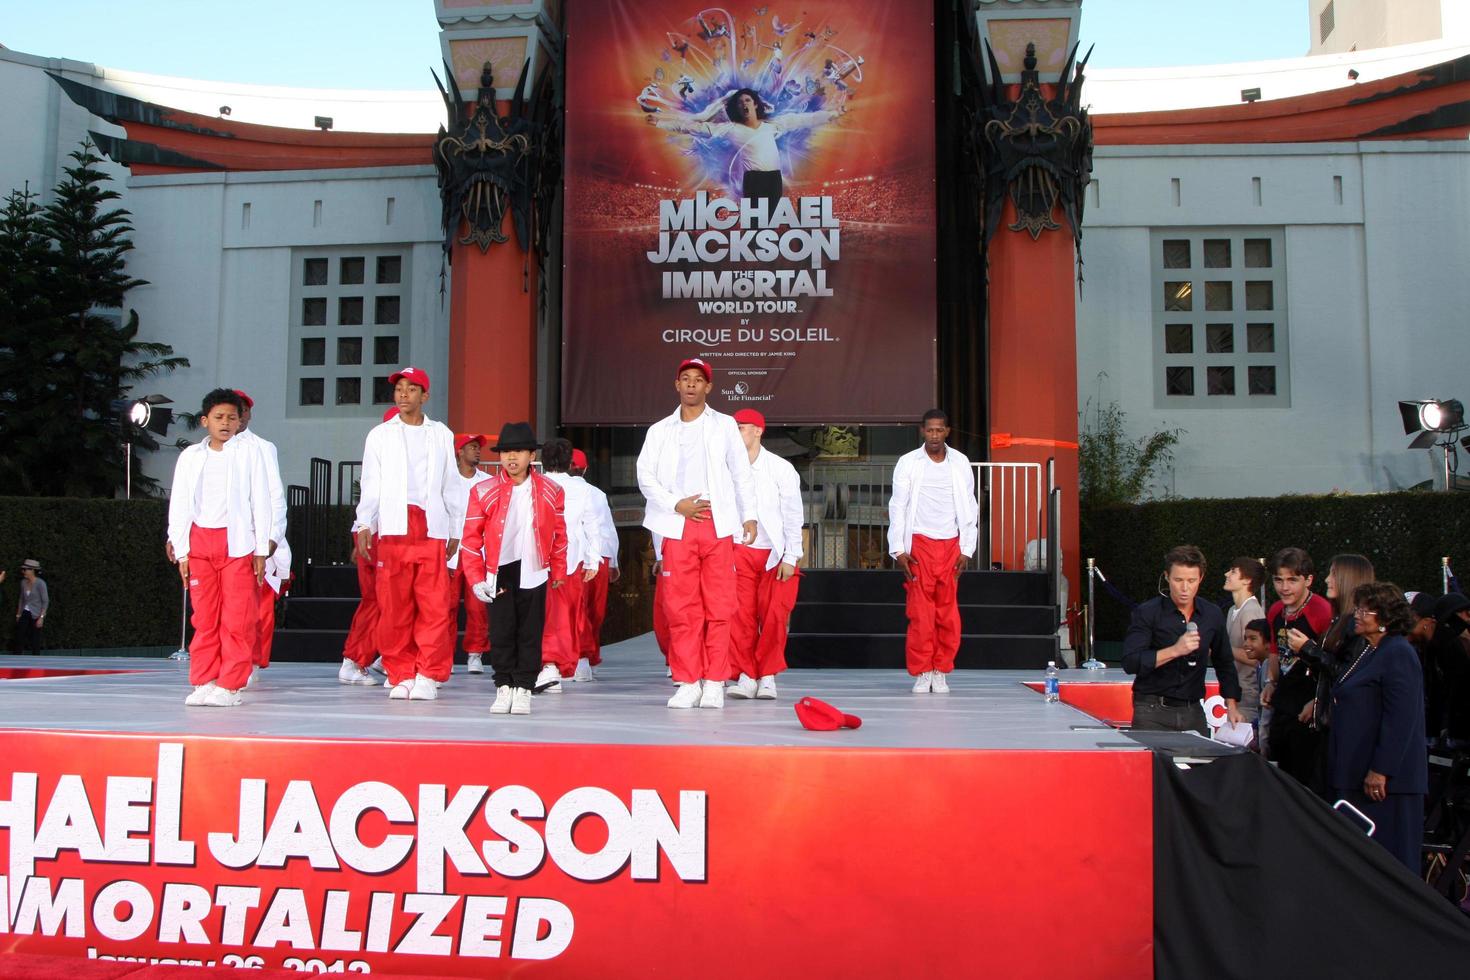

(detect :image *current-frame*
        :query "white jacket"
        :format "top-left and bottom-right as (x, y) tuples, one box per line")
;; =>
(353, 415), (463, 540)
(747, 448), (804, 570)
(446, 468), (492, 570)
(545, 471), (602, 573)
(265, 537), (293, 594)
(168, 438), (273, 560)
(887, 444), (979, 559)
(234, 427), (287, 546)
(577, 477), (620, 569)
(638, 405), (756, 541)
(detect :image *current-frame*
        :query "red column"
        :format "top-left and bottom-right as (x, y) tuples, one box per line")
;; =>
(985, 198), (1080, 589)
(448, 240), (534, 436)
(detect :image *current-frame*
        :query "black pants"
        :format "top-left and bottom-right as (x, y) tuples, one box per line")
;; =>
(1131, 695), (1207, 735)
(12, 611), (41, 654)
(742, 169), (782, 207)
(487, 562), (546, 690)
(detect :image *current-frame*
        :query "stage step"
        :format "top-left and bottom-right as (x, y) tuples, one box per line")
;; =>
(302, 563), (360, 598)
(785, 570), (1059, 670)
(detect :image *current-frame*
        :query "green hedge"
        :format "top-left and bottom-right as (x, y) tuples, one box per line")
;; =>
(1082, 492), (1470, 641)
(0, 497), (180, 649)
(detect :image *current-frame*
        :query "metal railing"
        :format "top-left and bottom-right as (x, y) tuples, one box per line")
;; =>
(804, 460), (1048, 572)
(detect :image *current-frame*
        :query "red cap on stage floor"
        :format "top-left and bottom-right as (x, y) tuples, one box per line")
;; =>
(794, 697), (862, 731)
(733, 409), (766, 429)
(382, 407), (399, 423)
(677, 357), (712, 381)
(388, 366), (431, 393)
(571, 448), (589, 469)
(455, 433), (489, 452)
(232, 389), (254, 409)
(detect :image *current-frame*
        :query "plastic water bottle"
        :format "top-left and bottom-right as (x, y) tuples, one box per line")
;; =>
(1044, 661), (1060, 703)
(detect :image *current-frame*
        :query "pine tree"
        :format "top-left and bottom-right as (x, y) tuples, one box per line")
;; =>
(0, 182), (64, 493)
(0, 141), (188, 497)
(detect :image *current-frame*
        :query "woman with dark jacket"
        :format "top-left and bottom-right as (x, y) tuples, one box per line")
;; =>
(1327, 582), (1427, 873)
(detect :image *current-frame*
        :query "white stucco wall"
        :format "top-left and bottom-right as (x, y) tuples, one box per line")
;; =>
(1079, 140), (1470, 499)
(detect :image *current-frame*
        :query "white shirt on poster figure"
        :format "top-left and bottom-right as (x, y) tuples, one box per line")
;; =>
(652, 93), (842, 184)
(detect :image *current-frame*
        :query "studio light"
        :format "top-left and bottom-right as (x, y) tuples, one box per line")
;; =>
(1399, 398), (1465, 449)
(129, 401), (151, 427)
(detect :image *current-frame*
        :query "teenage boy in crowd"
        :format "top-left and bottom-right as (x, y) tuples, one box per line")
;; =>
(637, 358), (758, 709)
(1262, 547), (1333, 784)
(339, 407), (399, 686)
(1224, 557), (1267, 728)
(1123, 546), (1245, 732)
(571, 448), (618, 681)
(353, 368), (463, 701)
(727, 409), (803, 701)
(168, 389), (273, 707)
(1242, 618), (1274, 748)
(459, 422), (568, 715)
(446, 433), (492, 675)
(537, 438), (603, 692)
(229, 390), (287, 683)
(887, 409), (979, 695)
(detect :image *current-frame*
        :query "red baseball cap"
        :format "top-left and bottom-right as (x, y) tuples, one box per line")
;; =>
(381, 407), (399, 423)
(232, 389), (254, 409)
(794, 697), (862, 731)
(733, 408), (766, 429)
(455, 433), (489, 452)
(677, 357), (712, 382)
(388, 366), (430, 393)
(571, 448), (589, 469)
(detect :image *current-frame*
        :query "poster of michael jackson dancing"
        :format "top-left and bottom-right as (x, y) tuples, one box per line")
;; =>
(562, 1), (937, 424)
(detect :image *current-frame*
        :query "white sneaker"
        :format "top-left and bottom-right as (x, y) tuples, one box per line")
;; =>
(911, 671), (932, 694)
(726, 673), (757, 699)
(573, 657), (595, 682)
(666, 665), (674, 678)
(699, 679), (725, 709)
(409, 674), (438, 701)
(490, 686), (513, 714)
(201, 686), (242, 707)
(930, 671), (951, 694)
(389, 680), (413, 700)
(338, 659), (375, 685)
(756, 675), (778, 700)
(184, 681), (218, 706)
(467, 654), (484, 674)
(535, 663), (563, 693)
(246, 667), (258, 688)
(369, 656), (386, 676)
(511, 688), (532, 715)
(667, 682), (702, 709)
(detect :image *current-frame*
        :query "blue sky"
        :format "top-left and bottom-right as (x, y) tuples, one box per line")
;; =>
(1, 0), (1310, 90)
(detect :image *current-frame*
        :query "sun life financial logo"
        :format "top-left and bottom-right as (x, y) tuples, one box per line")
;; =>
(734, 382), (749, 396)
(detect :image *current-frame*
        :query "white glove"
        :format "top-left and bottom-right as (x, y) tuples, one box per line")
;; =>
(472, 575), (497, 604)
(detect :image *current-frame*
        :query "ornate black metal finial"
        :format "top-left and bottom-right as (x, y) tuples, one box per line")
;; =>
(431, 58), (539, 255)
(975, 39), (1094, 275)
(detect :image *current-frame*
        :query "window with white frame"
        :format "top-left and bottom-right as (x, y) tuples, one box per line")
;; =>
(288, 248), (409, 418)
(1150, 229), (1288, 408)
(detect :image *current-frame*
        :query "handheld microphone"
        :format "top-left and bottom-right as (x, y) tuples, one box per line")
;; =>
(1185, 621), (1199, 666)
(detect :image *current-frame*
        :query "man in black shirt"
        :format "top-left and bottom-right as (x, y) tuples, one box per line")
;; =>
(1123, 545), (1245, 734)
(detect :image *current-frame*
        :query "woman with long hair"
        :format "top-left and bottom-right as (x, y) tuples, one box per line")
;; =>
(1283, 554), (1373, 793)
(1327, 582), (1427, 872)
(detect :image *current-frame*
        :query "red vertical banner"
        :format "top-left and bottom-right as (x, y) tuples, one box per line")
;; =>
(562, 2), (937, 424)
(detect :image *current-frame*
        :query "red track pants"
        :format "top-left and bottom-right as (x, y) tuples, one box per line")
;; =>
(904, 533), (962, 676)
(253, 579), (278, 668)
(579, 559), (611, 665)
(444, 568), (490, 663)
(186, 524), (255, 691)
(543, 569), (585, 677)
(652, 565), (671, 662)
(374, 506), (452, 686)
(730, 545), (800, 679)
(662, 517), (736, 684)
(342, 549), (379, 669)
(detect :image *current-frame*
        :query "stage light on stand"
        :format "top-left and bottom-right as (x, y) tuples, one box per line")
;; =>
(1399, 398), (1467, 490)
(115, 394), (175, 500)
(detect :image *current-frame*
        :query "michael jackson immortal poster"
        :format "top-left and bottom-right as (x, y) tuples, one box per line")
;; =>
(562, 1), (937, 424)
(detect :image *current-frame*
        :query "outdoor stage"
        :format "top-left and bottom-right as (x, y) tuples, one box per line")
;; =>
(0, 638), (1164, 978)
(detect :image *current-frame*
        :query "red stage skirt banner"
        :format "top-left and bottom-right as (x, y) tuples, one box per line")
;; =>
(0, 732), (1151, 977)
(561, 1), (937, 424)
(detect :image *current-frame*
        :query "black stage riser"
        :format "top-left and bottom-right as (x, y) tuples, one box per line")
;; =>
(283, 598), (476, 631)
(785, 634), (1058, 670)
(797, 569), (1050, 605)
(791, 602), (1056, 635)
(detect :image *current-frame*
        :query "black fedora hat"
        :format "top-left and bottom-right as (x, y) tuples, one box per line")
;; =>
(492, 421), (540, 452)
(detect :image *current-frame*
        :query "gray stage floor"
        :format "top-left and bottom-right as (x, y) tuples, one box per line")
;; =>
(0, 635), (1149, 752)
